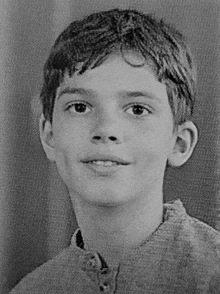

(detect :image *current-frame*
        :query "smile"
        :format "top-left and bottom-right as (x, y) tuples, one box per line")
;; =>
(88, 160), (124, 166)
(81, 155), (131, 176)
(81, 155), (131, 166)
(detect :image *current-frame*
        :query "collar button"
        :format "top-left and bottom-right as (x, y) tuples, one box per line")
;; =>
(99, 282), (110, 292)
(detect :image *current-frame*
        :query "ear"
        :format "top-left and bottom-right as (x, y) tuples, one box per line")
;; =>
(168, 121), (198, 167)
(39, 114), (56, 162)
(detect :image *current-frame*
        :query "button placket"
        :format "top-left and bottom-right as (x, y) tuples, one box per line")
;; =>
(81, 252), (102, 270)
(98, 266), (118, 293)
(80, 252), (103, 282)
(80, 252), (118, 293)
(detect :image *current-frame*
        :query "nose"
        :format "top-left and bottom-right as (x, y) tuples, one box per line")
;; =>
(90, 114), (124, 145)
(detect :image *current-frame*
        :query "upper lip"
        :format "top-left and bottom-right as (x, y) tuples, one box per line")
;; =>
(81, 154), (131, 165)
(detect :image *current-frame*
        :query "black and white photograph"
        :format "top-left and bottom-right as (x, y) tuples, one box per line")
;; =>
(0, 0), (220, 293)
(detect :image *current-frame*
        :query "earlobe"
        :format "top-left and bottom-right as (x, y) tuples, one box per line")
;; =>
(168, 121), (198, 167)
(39, 114), (56, 162)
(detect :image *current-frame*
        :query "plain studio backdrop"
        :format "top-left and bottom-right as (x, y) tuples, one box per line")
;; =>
(0, 0), (220, 293)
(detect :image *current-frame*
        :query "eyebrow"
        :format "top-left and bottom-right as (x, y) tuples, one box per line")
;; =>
(57, 87), (94, 99)
(58, 87), (162, 103)
(120, 90), (162, 103)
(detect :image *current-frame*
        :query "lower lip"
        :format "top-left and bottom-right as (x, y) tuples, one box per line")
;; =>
(82, 162), (128, 176)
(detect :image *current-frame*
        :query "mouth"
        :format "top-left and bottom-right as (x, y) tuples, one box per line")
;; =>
(83, 160), (128, 167)
(81, 155), (131, 166)
(81, 155), (131, 175)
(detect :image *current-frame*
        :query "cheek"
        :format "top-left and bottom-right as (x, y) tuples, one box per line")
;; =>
(52, 137), (82, 189)
(52, 124), (84, 175)
(131, 126), (173, 165)
(133, 138), (171, 184)
(53, 119), (89, 152)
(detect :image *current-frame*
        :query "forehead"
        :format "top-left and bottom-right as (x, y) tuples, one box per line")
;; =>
(57, 55), (167, 103)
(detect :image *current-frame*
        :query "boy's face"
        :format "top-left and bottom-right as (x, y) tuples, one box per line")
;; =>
(43, 54), (178, 206)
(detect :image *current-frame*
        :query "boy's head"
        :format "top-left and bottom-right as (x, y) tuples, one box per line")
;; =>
(39, 8), (198, 207)
(40, 8), (197, 127)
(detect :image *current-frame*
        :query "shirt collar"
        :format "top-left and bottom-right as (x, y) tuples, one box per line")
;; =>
(71, 199), (186, 251)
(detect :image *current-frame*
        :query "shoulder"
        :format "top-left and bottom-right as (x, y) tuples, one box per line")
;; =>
(182, 212), (220, 254)
(183, 214), (220, 290)
(10, 246), (78, 294)
(166, 200), (220, 260)
(150, 200), (220, 292)
(165, 199), (220, 246)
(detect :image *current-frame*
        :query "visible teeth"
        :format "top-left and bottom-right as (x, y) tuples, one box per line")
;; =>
(91, 160), (118, 166)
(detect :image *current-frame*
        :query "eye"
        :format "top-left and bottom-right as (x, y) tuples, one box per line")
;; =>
(125, 104), (151, 116)
(65, 102), (91, 114)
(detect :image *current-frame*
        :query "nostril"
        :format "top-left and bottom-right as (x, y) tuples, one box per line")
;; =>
(93, 135), (102, 140)
(91, 135), (120, 144)
(109, 136), (117, 141)
(92, 135), (117, 141)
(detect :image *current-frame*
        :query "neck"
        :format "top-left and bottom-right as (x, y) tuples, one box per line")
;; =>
(72, 193), (163, 267)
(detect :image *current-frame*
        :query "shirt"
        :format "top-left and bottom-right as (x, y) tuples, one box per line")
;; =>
(10, 200), (220, 293)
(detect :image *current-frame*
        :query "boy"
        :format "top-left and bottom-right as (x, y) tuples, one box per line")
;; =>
(10, 8), (220, 294)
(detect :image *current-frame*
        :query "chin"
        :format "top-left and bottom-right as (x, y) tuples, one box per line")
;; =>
(92, 200), (122, 208)
(71, 184), (129, 207)
(88, 192), (129, 207)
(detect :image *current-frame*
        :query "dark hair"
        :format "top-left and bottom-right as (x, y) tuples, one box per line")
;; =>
(40, 8), (197, 125)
